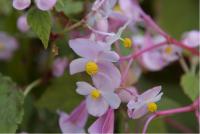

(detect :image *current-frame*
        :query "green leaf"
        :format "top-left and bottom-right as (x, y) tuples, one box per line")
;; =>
(0, 74), (24, 133)
(27, 8), (52, 49)
(180, 73), (199, 101)
(55, 0), (83, 16)
(36, 73), (84, 112)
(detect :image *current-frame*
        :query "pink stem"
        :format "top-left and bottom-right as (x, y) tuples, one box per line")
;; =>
(142, 114), (156, 134)
(120, 41), (167, 61)
(142, 98), (199, 134)
(121, 58), (133, 85)
(140, 8), (200, 56)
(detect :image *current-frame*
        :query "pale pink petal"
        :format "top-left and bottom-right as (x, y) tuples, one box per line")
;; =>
(69, 38), (105, 59)
(13, 0), (31, 10)
(59, 112), (84, 133)
(102, 108), (114, 133)
(98, 51), (119, 62)
(119, 0), (141, 21)
(147, 92), (163, 103)
(58, 102), (88, 133)
(67, 101), (88, 128)
(97, 61), (121, 89)
(92, 72), (114, 91)
(35, 0), (57, 11)
(142, 51), (167, 71)
(182, 30), (200, 47)
(86, 96), (109, 117)
(69, 58), (88, 75)
(88, 108), (114, 133)
(76, 82), (94, 95)
(127, 100), (144, 110)
(102, 92), (121, 109)
(95, 17), (109, 32)
(118, 87), (138, 103)
(138, 86), (162, 102)
(130, 105), (148, 119)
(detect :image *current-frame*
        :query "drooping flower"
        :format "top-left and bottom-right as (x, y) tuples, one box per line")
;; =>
(0, 32), (18, 60)
(76, 80), (121, 117)
(58, 101), (88, 133)
(52, 57), (68, 77)
(35, 0), (57, 11)
(182, 30), (200, 47)
(88, 108), (114, 133)
(17, 15), (29, 32)
(127, 86), (163, 119)
(69, 38), (121, 89)
(12, 0), (31, 10)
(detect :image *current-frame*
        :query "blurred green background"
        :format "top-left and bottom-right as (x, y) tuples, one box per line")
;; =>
(0, 0), (199, 133)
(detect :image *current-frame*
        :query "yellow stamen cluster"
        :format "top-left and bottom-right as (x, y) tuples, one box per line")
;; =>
(114, 4), (121, 12)
(164, 46), (173, 54)
(147, 102), (157, 112)
(123, 38), (132, 48)
(85, 61), (99, 75)
(90, 89), (101, 99)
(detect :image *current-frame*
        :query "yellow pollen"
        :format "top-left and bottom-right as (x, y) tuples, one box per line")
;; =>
(165, 46), (173, 54)
(147, 102), (157, 112)
(85, 61), (99, 75)
(123, 38), (132, 48)
(90, 89), (101, 99)
(114, 4), (121, 12)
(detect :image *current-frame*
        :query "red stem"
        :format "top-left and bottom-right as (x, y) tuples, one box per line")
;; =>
(120, 41), (167, 61)
(140, 9), (200, 56)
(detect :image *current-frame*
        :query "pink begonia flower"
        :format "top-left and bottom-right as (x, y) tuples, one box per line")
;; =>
(76, 80), (121, 117)
(58, 101), (88, 133)
(35, 0), (57, 11)
(69, 38), (121, 89)
(0, 32), (18, 60)
(154, 35), (181, 62)
(182, 30), (200, 47)
(52, 57), (68, 77)
(118, 87), (138, 103)
(88, 108), (114, 133)
(118, 0), (141, 22)
(127, 86), (163, 119)
(12, 0), (31, 10)
(17, 15), (30, 32)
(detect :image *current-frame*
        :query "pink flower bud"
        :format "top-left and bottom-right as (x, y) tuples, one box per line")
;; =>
(17, 15), (30, 32)
(12, 0), (31, 10)
(35, 0), (57, 11)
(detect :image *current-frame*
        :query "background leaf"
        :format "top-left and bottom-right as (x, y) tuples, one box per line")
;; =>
(0, 74), (24, 133)
(27, 8), (51, 49)
(180, 72), (199, 101)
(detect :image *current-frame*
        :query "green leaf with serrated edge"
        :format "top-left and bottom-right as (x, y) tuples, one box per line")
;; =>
(0, 74), (24, 133)
(180, 73), (199, 101)
(27, 8), (51, 49)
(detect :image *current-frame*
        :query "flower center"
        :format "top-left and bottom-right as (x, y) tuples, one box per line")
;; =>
(85, 61), (99, 75)
(147, 102), (157, 112)
(114, 4), (121, 12)
(90, 89), (101, 99)
(164, 46), (173, 54)
(123, 38), (132, 48)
